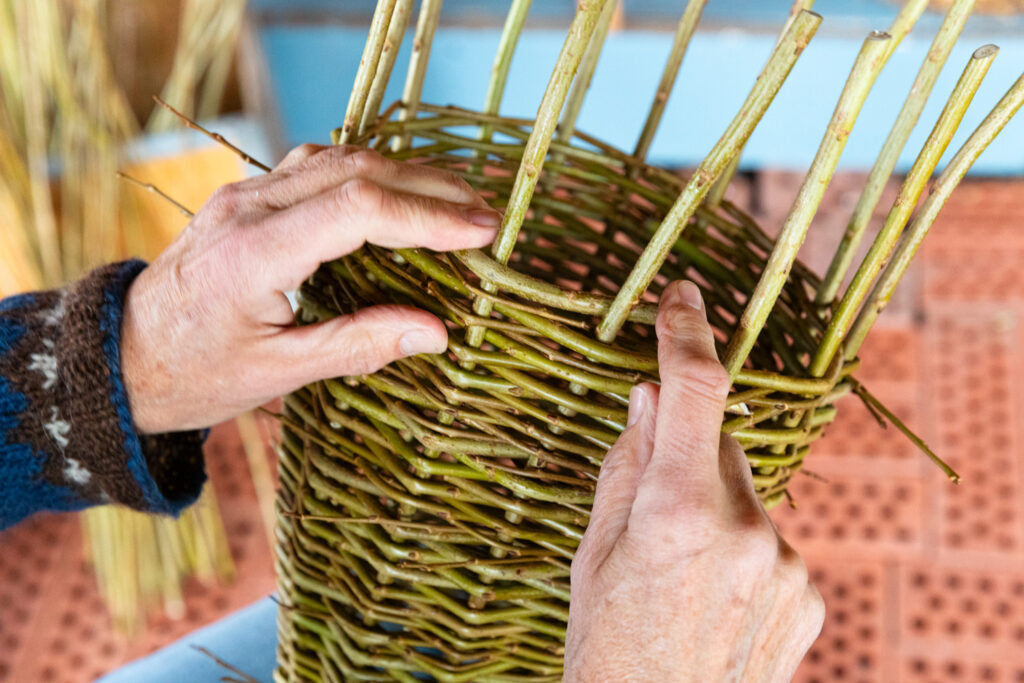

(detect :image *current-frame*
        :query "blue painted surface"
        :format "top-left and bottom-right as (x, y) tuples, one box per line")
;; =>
(257, 15), (1024, 173)
(97, 597), (278, 683)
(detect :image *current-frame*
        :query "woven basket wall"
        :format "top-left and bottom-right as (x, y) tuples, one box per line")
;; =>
(273, 110), (854, 682)
(270, 0), (1021, 679)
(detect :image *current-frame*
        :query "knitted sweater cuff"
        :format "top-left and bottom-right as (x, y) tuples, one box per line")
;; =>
(0, 260), (206, 527)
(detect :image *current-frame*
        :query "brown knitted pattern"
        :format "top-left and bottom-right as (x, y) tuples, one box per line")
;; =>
(0, 260), (205, 520)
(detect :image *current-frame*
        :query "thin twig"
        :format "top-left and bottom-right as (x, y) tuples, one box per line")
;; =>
(116, 171), (194, 218)
(853, 381), (959, 482)
(190, 645), (264, 683)
(152, 95), (272, 172)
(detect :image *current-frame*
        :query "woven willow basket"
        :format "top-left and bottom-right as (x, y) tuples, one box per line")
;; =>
(273, 0), (1022, 680)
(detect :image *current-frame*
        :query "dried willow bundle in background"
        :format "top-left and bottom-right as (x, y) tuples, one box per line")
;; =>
(258, 0), (1024, 680)
(0, 0), (248, 634)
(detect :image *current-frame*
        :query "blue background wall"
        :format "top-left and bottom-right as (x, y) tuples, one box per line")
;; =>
(254, 1), (1024, 174)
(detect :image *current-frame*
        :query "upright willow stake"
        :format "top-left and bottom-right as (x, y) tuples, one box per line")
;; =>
(480, 0), (533, 139)
(466, 0), (613, 348)
(557, 0), (619, 143)
(335, 0), (397, 144)
(393, 0), (443, 152)
(360, 0), (414, 135)
(845, 68), (1024, 359)
(705, 0), (816, 208)
(809, 45), (999, 377)
(709, 0), (929, 210)
(816, 0), (975, 305)
(720, 32), (893, 377)
(632, 0), (707, 164)
(596, 11), (822, 344)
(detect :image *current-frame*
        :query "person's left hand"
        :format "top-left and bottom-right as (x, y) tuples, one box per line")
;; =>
(121, 144), (501, 433)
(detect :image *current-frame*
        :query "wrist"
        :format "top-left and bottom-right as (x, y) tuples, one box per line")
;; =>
(121, 275), (170, 434)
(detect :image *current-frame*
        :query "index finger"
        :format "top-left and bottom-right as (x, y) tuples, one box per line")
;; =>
(252, 179), (499, 292)
(635, 281), (731, 509)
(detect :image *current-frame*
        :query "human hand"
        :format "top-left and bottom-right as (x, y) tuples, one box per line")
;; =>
(121, 144), (500, 433)
(564, 281), (824, 682)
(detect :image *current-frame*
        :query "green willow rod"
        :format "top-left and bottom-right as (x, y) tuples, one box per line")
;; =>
(810, 45), (999, 377)
(466, 0), (613, 349)
(709, 0), (928, 209)
(722, 31), (893, 377)
(392, 0), (442, 152)
(597, 10), (822, 343)
(632, 0), (708, 164)
(360, 0), (414, 135)
(705, 0), (815, 208)
(478, 0), (533, 145)
(557, 0), (618, 143)
(816, 0), (975, 305)
(335, 0), (397, 144)
(845, 69), (1024, 359)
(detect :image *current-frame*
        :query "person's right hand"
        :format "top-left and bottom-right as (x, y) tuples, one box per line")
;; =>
(121, 144), (500, 434)
(564, 280), (825, 682)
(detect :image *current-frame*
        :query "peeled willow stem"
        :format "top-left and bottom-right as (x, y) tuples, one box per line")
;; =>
(816, 0), (975, 305)
(810, 45), (999, 377)
(336, 0), (397, 144)
(392, 0), (443, 152)
(466, 0), (613, 348)
(361, 0), (414, 134)
(597, 10), (822, 343)
(722, 32), (893, 377)
(633, 0), (708, 164)
(845, 69), (1024, 358)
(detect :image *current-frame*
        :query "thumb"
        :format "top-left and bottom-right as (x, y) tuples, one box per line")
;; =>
(576, 382), (660, 573)
(268, 304), (447, 390)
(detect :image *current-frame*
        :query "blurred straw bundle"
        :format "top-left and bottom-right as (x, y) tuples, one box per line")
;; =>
(265, 0), (1024, 679)
(0, 0), (253, 633)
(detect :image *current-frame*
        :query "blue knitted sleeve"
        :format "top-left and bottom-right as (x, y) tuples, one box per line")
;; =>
(0, 260), (207, 529)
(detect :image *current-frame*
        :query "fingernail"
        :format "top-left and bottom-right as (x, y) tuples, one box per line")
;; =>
(675, 280), (704, 311)
(627, 385), (647, 427)
(464, 208), (502, 228)
(399, 330), (446, 356)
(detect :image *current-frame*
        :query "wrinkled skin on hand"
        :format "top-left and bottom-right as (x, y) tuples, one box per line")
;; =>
(564, 281), (825, 682)
(122, 144), (500, 433)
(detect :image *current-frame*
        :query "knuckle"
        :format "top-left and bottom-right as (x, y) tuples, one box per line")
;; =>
(735, 524), (780, 572)
(804, 584), (826, 630)
(677, 355), (731, 400)
(336, 178), (385, 214)
(283, 143), (321, 165)
(208, 182), (244, 215)
(343, 148), (385, 176)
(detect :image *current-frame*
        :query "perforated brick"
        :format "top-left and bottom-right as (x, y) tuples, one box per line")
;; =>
(0, 421), (276, 682)
(814, 384), (921, 464)
(923, 312), (1022, 553)
(902, 655), (1024, 682)
(793, 561), (887, 683)
(902, 562), (1024, 655)
(773, 472), (924, 553)
(853, 328), (921, 385)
